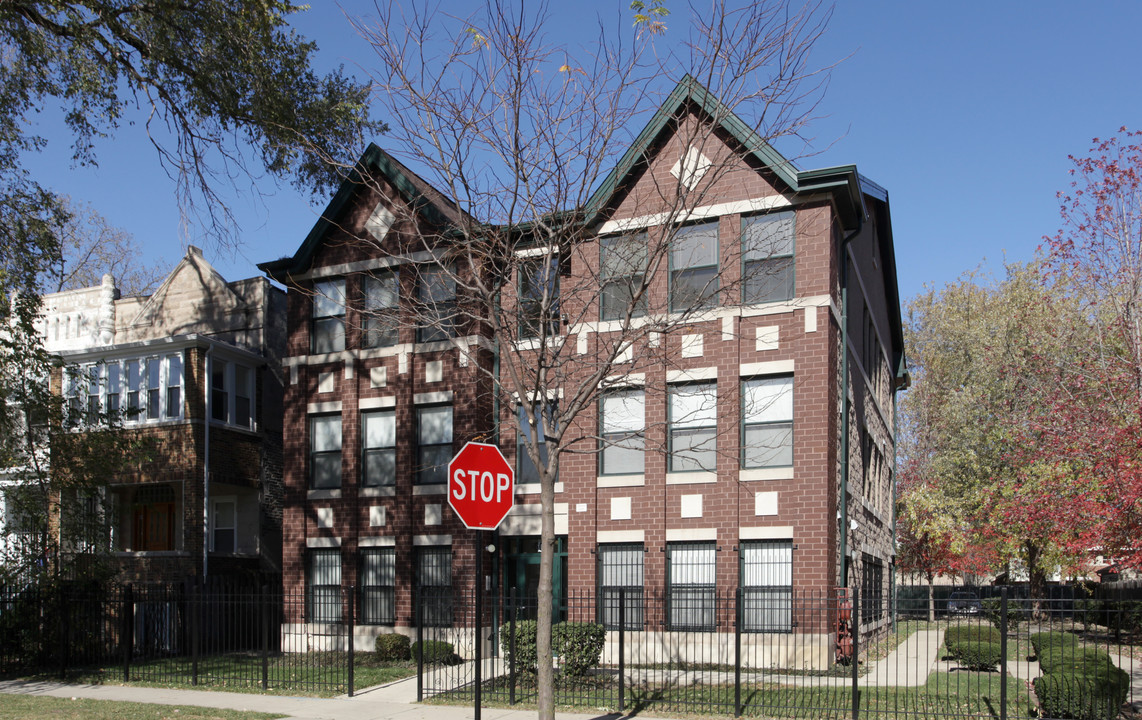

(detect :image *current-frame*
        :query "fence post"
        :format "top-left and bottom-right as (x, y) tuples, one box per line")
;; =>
(508, 587), (517, 706)
(1000, 588), (1008, 720)
(122, 584), (134, 683)
(618, 588), (626, 714)
(260, 584), (269, 691)
(191, 581), (199, 686)
(851, 587), (859, 720)
(734, 587), (742, 718)
(347, 585), (355, 698)
(416, 585), (424, 702)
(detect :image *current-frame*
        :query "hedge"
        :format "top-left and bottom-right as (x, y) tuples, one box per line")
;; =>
(499, 619), (606, 676)
(948, 640), (1003, 671)
(944, 624), (1002, 648)
(1039, 646), (1115, 675)
(552, 622), (605, 676)
(411, 639), (459, 664)
(1034, 667), (1130, 720)
(374, 633), (411, 661)
(1031, 631), (1078, 657)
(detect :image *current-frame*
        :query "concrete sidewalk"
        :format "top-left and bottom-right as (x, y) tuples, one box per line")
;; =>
(0, 677), (625, 720)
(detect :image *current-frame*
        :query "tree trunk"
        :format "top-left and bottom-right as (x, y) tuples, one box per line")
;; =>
(536, 468), (556, 720)
(927, 578), (935, 623)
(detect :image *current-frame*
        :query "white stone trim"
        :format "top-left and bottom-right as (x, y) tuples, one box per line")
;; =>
(666, 528), (717, 542)
(413, 484), (446, 496)
(666, 472), (717, 485)
(596, 475), (645, 488)
(738, 467), (794, 482)
(666, 367), (718, 383)
(739, 526), (794, 540)
(597, 196), (792, 234)
(414, 391), (453, 405)
(597, 529), (645, 543)
(360, 486), (396, 498)
(306, 537), (342, 548)
(296, 250), (436, 281)
(514, 482), (564, 495)
(359, 536), (396, 547)
(413, 534), (452, 546)
(740, 359), (794, 377)
(307, 401), (342, 414)
(359, 396), (397, 410)
(307, 489), (342, 500)
(601, 373), (645, 389)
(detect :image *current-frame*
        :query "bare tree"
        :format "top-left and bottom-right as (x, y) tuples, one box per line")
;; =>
(49, 197), (167, 297)
(327, 2), (830, 716)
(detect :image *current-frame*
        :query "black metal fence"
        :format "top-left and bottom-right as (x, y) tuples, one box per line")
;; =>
(418, 589), (1141, 720)
(0, 582), (352, 695)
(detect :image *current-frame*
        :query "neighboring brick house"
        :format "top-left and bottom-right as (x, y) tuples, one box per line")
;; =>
(40, 247), (287, 585)
(261, 77), (907, 659)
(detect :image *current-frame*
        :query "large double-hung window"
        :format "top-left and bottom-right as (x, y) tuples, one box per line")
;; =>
(307, 548), (342, 622)
(600, 233), (648, 321)
(311, 279), (346, 354)
(71, 355), (183, 425)
(363, 272), (400, 348)
(741, 540), (793, 633)
(417, 265), (458, 343)
(362, 410), (396, 487)
(667, 542), (717, 630)
(670, 222), (719, 312)
(598, 543), (644, 630)
(309, 415), (342, 489)
(517, 401), (557, 484)
(669, 383), (718, 472)
(599, 389), (645, 475)
(742, 211), (795, 304)
(741, 376), (793, 469)
(519, 256), (560, 339)
(416, 406), (452, 485)
(360, 548), (396, 625)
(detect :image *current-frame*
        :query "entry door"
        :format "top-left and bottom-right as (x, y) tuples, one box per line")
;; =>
(503, 537), (566, 622)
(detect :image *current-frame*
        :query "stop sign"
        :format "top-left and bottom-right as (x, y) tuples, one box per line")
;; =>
(447, 442), (515, 530)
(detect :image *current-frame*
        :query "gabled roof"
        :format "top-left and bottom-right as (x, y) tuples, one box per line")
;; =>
(259, 144), (471, 281)
(128, 246), (244, 328)
(582, 74), (872, 232)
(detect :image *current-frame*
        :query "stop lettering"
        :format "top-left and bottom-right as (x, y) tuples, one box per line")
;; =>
(447, 442), (515, 530)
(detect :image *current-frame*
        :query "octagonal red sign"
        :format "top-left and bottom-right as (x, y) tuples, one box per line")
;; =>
(447, 441), (515, 530)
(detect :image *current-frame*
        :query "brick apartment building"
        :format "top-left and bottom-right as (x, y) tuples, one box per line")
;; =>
(40, 247), (287, 584)
(262, 77), (907, 658)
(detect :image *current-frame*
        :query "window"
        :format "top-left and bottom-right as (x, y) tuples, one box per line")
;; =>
(363, 272), (400, 348)
(307, 548), (342, 623)
(360, 548), (396, 625)
(742, 211), (795, 304)
(106, 362), (121, 416)
(309, 415), (342, 489)
(862, 554), (885, 624)
(519, 256), (560, 338)
(517, 401), (557, 484)
(312, 279), (346, 354)
(670, 221), (719, 311)
(165, 355), (182, 419)
(126, 359), (142, 419)
(598, 543), (644, 630)
(669, 383), (717, 472)
(416, 406), (452, 485)
(600, 233), (647, 321)
(362, 410), (396, 487)
(740, 540), (793, 633)
(416, 546), (452, 626)
(130, 484), (176, 552)
(600, 389), (645, 475)
(210, 497), (236, 553)
(742, 376), (793, 468)
(234, 366), (252, 428)
(145, 357), (161, 420)
(667, 542), (716, 630)
(416, 265), (458, 343)
(211, 359), (229, 423)
(86, 364), (102, 422)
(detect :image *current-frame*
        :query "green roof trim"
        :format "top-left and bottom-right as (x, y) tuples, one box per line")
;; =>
(258, 143), (465, 281)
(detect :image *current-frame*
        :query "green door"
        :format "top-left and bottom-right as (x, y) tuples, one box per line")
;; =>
(503, 536), (566, 622)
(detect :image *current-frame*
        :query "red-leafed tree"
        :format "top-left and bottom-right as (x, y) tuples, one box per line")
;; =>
(1043, 128), (1142, 571)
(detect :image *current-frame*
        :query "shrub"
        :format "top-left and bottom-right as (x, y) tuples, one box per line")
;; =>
(1034, 667), (1130, 720)
(1031, 630), (1078, 658)
(944, 624), (1002, 648)
(981, 597), (1027, 632)
(374, 633), (411, 661)
(552, 621), (605, 676)
(1039, 646), (1113, 675)
(411, 639), (458, 664)
(499, 620), (538, 673)
(948, 640), (1003, 671)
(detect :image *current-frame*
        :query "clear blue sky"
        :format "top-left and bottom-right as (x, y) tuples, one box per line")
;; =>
(23, 1), (1142, 304)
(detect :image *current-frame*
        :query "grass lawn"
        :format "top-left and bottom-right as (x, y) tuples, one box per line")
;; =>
(37, 653), (416, 698)
(429, 669), (1032, 719)
(0, 695), (283, 720)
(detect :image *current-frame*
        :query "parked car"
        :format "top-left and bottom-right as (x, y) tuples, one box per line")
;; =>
(946, 591), (983, 615)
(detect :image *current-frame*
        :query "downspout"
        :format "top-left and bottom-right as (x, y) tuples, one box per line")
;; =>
(203, 345), (212, 580)
(837, 225), (861, 589)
